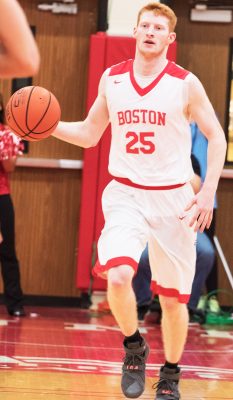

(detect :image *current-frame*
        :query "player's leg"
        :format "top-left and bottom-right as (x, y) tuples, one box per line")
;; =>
(93, 180), (149, 398)
(149, 233), (192, 355)
(148, 184), (196, 399)
(107, 264), (149, 398)
(132, 244), (152, 320)
(155, 295), (188, 400)
(107, 265), (137, 335)
(150, 234), (193, 400)
(160, 295), (189, 363)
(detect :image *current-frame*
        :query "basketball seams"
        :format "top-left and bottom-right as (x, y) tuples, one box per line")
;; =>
(6, 86), (60, 141)
(29, 119), (60, 135)
(26, 91), (60, 139)
(25, 86), (37, 133)
(9, 90), (32, 136)
(26, 89), (52, 134)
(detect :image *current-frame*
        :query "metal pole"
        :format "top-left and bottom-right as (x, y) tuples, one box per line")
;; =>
(213, 235), (233, 290)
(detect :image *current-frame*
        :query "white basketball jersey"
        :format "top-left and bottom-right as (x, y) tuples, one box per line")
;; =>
(105, 59), (194, 186)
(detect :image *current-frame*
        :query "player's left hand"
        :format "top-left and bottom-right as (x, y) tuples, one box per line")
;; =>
(183, 188), (215, 232)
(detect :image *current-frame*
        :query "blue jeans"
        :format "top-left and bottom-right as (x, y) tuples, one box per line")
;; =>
(132, 232), (215, 309)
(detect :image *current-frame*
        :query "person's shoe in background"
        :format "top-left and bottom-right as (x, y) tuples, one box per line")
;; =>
(8, 306), (26, 317)
(137, 304), (150, 321)
(188, 307), (206, 324)
(208, 296), (221, 314)
(197, 295), (207, 311)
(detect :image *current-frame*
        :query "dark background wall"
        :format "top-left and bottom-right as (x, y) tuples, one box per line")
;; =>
(0, 0), (98, 298)
(174, 1), (233, 303)
(0, 0), (232, 303)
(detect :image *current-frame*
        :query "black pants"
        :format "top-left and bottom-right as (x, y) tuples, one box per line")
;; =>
(205, 210), (218, 293)
(0, 194), (24, 310)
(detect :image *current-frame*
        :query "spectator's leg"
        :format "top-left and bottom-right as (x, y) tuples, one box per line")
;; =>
(0, 194), (24, 312)
(188, 231), (215, 310)
(205, 210), (218, 293)
(132, 244), (152, 307)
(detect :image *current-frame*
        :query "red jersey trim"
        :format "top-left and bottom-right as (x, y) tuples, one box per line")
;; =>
(109, 60), (190, 96)
(109, 59), (132, 76)
(151, 281), (190, 304)
(129, 60), (172, 96)
(93, 256), (138, 278)
(166, 61), (190, 80)
(113, 176), (186, 190)
(129, 60), (190, 97)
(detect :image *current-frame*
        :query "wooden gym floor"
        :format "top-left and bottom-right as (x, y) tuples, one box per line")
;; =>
(0, 305), (232, 399)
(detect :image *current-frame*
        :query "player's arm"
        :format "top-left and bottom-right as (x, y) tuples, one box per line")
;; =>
(52, 70), (110, 148)
(0, 0), (40, 78)
(187, 75), (226, 194)
(185, 75), (227, 232)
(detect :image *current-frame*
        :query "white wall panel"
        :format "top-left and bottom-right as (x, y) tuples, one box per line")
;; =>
(107, 0), (160, 36)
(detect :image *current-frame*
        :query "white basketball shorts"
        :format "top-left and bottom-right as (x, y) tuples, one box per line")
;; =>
(93, 179), (197, 303)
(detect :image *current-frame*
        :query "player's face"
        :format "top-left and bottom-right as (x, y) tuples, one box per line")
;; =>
(134, 12), (176, 57)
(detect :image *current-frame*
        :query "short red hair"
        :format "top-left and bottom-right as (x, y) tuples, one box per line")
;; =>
(137, 2), (177, 32)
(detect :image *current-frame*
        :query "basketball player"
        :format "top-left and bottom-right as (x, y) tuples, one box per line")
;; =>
(52, 3), (226, 399)
(0, 0), (40, 78)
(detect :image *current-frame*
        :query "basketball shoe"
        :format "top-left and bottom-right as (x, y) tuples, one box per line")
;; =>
(154, 366), (181, 399)
(121, 338), (149, 398)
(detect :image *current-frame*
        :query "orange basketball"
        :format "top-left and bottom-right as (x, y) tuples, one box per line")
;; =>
(5, 86), (61, 141)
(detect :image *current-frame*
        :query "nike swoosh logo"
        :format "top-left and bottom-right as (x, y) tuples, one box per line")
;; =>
(114, 80), (122, 84)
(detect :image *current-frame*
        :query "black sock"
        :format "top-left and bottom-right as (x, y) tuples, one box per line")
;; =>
(164, 361), (180, 373)
(124, 330), (143, 346)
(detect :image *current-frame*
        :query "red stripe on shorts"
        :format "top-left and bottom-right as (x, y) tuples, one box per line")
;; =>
(93, 256), (138, 278)
(112, 176), (186, 190)
(151, 281), (190, 304)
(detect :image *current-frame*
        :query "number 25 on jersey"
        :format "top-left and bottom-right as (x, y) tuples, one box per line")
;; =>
(126, 131), (155, 154)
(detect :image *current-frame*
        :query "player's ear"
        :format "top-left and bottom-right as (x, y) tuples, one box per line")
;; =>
(168, 32), (176, 44)
(133, 26), (137, 38)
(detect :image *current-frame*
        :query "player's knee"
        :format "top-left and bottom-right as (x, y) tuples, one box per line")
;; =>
(159, 295), (180, 313)
(108, 265), (134, 290)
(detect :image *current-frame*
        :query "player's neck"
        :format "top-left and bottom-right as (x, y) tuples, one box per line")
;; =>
(133, 52), (168, 77)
